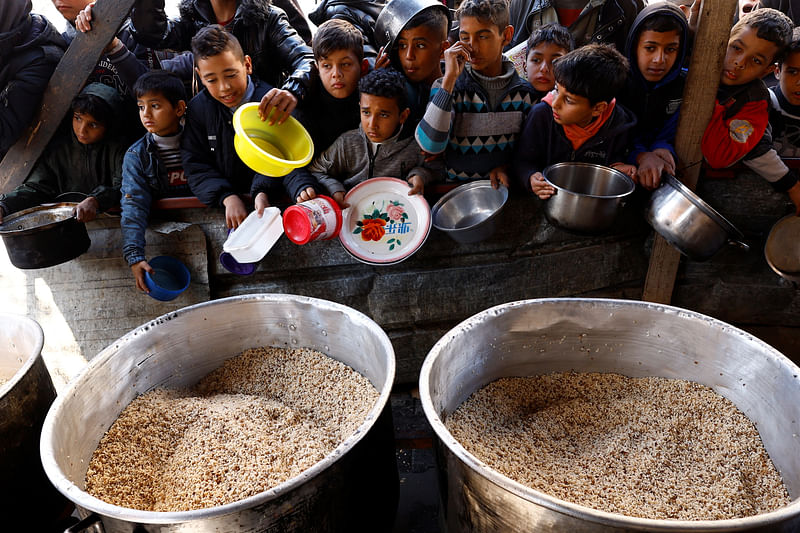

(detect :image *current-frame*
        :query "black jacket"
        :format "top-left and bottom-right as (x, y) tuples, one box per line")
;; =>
(0, 14), (66, 161)
(131, 0), (316, 100)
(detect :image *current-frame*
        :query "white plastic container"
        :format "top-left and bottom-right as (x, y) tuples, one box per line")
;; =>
(222, 207), (283, 263)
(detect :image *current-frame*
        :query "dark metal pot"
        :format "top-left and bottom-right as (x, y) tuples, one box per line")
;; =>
(41, 294), (398, 533)
(765, 214), (800, 283)
(374, 0), (451, 52)
(0, 313), (67, 529)
(542, 163), (635, 233)
(420, 298), (800, 532)
(645, 174), (749, 261)
(0, 203), (90, 269)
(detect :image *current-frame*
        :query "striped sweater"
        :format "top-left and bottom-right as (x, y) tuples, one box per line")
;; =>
(415, 61), (537, 181)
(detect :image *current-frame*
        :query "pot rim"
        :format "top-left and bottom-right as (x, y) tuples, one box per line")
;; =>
(419, 297), (800, 530)
(431, 180), (509, 234)
(0, 313), (44, 397)
(542, 162), (635, 200)
(40, 293), (395, 523)
(0, 203), (80, 237)
(661, 174), (745, 240)
(764, 213), (800, 283)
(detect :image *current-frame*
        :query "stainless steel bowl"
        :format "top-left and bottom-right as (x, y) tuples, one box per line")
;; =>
(645, 174), (749, 261)
(432, 181), (509, 244)
(765, 214), (800, 283)
(41, 294), (398, 532)
(374, 0), (451, 52)
(420, 298), (800, 532)
(542, 162), (635, 233)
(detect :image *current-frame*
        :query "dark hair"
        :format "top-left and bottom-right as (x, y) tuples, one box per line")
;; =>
(526, 23), (574, 55)
(313, 19), (364, 61)
(783, 26), (800, 64)
(553, 44), (629, 104)
(191, 24), (245, 61)
(403, 7), (450, 42)
(71, 94), (113, 126)
(639, 13), (684, 35)
(358, 68), (408, 110)
(133, 70), (187, 107)
(457, 0), (509, 32)
(732, 8), (793, 63)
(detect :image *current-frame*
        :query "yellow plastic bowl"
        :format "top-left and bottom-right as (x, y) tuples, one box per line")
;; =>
(232, 102), (314, 177)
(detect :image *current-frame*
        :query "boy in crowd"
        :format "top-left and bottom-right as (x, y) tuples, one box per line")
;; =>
(121, 71), (188, 293)
(310, 68), (440, 208)
(770, 28), (800, 158)
(619, 2), (689, 190)
(701, 8), (800, 212)
(0, 83), (125, 223)
(253, 19), (368, 207)
(513, 44), (637, 199)
(524, 23), (574, 101)
(376, 0), (451, 128)
(182, 25), (279, 230)
(0, 0), (66, 160)
(415, 0), (538, 186)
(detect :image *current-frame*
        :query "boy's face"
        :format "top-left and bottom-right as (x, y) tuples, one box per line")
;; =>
(458, 16), (514, 77)
(52, 0), (91, 22)
(550, 83), (606, 127)
(137, 91), (186, 137)
(72, 111), (106, 145)
(396, 24), (449, 85)
(359, 93), (410, 143)
(317, 49), (365, 99)
(721, 25), (779, 86)
(636, 30), (681, 83)
(777, 51), (800, 106)
(526, 42), (568, 93)
(195, 51), (252, 108)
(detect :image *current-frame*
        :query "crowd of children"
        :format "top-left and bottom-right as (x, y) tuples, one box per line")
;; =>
(1, 0), (800, 292)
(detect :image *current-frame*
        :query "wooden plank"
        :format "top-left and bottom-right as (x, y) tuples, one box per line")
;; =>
(642, 0), (738, 304)
(0, 0), (135, 193)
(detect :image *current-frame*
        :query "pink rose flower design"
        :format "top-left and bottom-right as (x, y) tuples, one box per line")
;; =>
(386, 204), (405, 222)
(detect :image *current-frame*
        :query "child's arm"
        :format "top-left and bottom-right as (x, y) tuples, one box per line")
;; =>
(511, 102), (550, 193)
(701, 98), (769, 169)
(120, 148), (155, 292)
(88, 143), (125, 214)
(308, 138), (349, 207)
(263, 8), (316, 103)
(415, 79), (455, 155)
(181, 106), (237, 208)
(129, 0), (194, 51)
(0, 155), (60, 216)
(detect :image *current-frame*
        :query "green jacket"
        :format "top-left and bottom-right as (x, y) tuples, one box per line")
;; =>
(0, 131), (126, 216)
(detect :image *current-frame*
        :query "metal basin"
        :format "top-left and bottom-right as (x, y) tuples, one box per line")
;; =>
(374, 0), (451, 52)
(542, 162), (635, 233)
(432, 181), (509, 243)
(420, 298), (800, 532)
(645, 174), (749, 261)
(765, 214), (800, 283)
(41, 294), (398, 532)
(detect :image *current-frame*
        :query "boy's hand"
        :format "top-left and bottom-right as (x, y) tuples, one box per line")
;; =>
(332, 191), (349, 209)
(530, 172), (555, 199)
(635, 152), (671, 190)
(258, 89), (298, 126)
(407, 175), (425, 196)
(75, 2), (95, 32)
(611, 163), (637, 180)
(652, 148), (676, 174)
(422, 150), (441, 163)
(296, 187), (316, 203)
(131, 260), (154, 293)
(222, 194), (248, 229)
(75, 196), (99, 222)
(254, 192), (270, 216)
(442, 42), (471, 92)
(375, 46), (391, 70)
(489, 165), (509, 189)
(787, 182), (800, 215)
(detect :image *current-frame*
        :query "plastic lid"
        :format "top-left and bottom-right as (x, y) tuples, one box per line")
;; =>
(283, 205), (312, 245)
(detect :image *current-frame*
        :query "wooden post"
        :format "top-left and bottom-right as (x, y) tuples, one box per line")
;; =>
(0, 0), (135, 193)
(641, 0), (738, 304)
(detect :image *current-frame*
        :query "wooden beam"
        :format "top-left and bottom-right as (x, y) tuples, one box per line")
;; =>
(642, 0), (738, 304)
(0, 0), (135, 193)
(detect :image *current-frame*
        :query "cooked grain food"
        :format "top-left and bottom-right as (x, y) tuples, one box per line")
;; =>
(85, 347), (378, 511)
(445, 372), (790, 520)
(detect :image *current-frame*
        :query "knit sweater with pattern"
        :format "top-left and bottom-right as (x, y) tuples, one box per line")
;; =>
(415, 61), (537, 181)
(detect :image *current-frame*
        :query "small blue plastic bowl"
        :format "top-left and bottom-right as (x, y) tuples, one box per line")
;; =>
(144, 256), (191, 301)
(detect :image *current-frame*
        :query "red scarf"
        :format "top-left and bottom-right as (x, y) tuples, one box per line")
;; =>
(543, 91), (616, 151)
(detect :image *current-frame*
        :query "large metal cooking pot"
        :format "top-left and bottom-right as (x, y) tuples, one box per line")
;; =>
(0, 314), (67, 529)
(420, 298), (800, 532)
(645, 174), (749, 261)
(41, 294), (398, 532)
(0, 203), (90, 269)
(542, 162), (635, 233)
(374, 0), (451, 52)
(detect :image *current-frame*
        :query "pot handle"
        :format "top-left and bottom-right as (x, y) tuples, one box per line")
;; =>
(728, 239), (750, 252)
(64, 513), (104, 533)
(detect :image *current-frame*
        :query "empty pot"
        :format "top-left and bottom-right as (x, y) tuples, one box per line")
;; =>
(431, 181), (509, 244)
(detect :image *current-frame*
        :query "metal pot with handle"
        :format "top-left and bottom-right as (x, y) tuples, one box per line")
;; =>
(644, 174), (749, 261)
